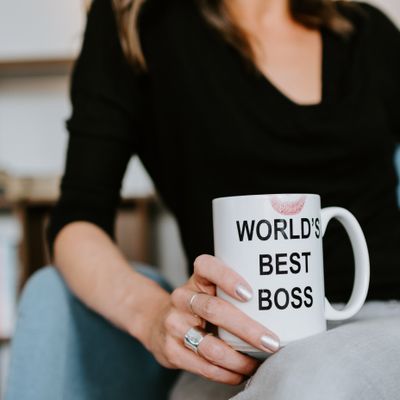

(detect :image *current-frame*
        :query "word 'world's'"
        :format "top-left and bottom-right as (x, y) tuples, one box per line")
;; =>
(236, 217), (320, 242)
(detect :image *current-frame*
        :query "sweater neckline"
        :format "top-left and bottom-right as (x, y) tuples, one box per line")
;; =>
(248, 27), (329, 110)
(235, 27), (333, 114)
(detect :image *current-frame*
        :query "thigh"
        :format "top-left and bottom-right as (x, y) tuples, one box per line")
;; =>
(170, 301), (400, 400)
(169, 372), (246, 400)
(231, 309), (400, 400)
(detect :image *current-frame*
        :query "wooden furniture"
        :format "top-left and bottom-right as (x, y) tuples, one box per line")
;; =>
(0, 58), (74, 77)
(0, 196), (155, 290)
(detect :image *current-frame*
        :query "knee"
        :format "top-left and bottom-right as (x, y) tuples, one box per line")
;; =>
(24, 265), (64, 291)
(246, 340), (354, 400)
(259, 341), (362, 400)
(239, 319), (400, 400)
(20, 265), (69, 304)
(17, 266), (73, 327)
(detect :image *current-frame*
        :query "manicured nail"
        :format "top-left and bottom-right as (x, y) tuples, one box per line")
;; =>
(260, 335), (280, 352)
(235, 284), (253, 301)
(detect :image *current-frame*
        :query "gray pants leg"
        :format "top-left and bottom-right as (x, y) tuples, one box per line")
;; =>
(170, 301), (400, 400)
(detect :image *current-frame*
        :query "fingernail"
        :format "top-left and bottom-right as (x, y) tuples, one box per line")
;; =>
(260, 335), (280, 352)
(235, 284), (253, 301)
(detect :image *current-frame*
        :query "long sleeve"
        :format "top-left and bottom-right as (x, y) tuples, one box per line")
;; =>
(46, 0), (149, 260)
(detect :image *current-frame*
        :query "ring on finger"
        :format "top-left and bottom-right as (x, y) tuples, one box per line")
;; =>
(189, 292), (201, 318)
(183, 325), (213, 354)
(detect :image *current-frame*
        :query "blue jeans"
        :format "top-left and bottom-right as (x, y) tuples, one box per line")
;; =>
(5, 264), (180, 400)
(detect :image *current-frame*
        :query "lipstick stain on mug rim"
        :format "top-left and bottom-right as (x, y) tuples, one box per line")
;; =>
(270, 195), (307, 215)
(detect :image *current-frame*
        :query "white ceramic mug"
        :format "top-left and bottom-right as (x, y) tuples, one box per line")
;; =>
(212, 194), (370, 359)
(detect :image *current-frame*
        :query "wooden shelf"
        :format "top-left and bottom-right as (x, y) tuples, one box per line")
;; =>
(0, 198), (13, 210)
(0, 58), (74, 77)
(0, 195), (153, 210)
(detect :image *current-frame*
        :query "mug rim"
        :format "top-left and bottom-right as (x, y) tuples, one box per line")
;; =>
(212, 193), (321, 203)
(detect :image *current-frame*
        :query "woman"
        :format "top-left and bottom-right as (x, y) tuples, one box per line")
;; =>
(38, 0), (400, 398)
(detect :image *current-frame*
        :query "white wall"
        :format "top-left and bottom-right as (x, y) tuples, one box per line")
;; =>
(0, 0), (85, 60)
(0, 76), (69, 175)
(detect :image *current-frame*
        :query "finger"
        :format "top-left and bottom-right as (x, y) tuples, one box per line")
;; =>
(193, 254), (253, 302)
(164, 309), (206, 340)
(177, 289), (280, 353)
(168, 337), (244, 385)
(196, 331), (260, 376)
(170, 286), (207, 319)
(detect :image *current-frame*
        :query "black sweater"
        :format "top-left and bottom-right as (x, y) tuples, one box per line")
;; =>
(46, 0), (400, 302)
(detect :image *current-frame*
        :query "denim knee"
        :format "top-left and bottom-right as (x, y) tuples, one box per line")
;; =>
(22, 265), (64, 293)
(17, 265), (72, 320)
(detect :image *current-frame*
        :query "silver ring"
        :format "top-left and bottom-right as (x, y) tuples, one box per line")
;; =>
(183, 326), (212, 354)
(189, 293), (200, 317)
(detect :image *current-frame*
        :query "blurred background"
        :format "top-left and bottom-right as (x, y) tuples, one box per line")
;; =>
(0, 1), (399, 398)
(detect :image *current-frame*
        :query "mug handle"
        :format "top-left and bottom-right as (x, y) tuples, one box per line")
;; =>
(321, 207), (370, 321)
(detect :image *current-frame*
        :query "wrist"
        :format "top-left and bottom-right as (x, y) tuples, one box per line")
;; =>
(122, 272), (170, 348)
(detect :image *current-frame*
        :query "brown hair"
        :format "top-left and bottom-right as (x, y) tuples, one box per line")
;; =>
(112, 0), (354, 69)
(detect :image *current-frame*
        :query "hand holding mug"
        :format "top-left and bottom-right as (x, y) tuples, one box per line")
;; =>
(143, 254), (280, 385)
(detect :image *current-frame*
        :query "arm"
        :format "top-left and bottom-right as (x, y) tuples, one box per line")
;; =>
(46, 0), (165, 345)
(51, 220), (169, 345)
